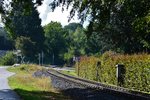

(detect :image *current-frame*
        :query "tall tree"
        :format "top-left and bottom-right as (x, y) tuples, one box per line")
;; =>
(0, 27), (14, 50)
(44, 21), (67, 64)
(64, 23), (86, 64)
(64, 23), (82, 32)
(1, 1), (45, 61)
(0, 0), (43, 14)
(1, 0), (150, 53)
(50, 0), (150, 53)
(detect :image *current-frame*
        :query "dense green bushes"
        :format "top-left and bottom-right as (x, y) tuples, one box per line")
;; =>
(76, 51), (150, 93)
(0, 51), (16, 65)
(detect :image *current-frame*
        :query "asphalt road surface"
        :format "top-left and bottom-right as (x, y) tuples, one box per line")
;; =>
(0, 67), (20, 100)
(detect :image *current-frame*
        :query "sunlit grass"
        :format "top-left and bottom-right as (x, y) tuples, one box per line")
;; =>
(60, 70), (77, 77)
(8, 64), (71, 100)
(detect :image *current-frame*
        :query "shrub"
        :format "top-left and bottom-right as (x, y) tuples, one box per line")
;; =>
(0, 51), (16, 65)
(75, 56), (99, 80)
(76, 51), (150, 93)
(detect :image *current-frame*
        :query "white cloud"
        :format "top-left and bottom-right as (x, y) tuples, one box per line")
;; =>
(37, 0), (88, 27)
(37, 0), (52, 22)
(44, 7), (80, 26)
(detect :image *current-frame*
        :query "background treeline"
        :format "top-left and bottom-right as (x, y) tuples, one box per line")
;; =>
(0, 0), (149, 94)
(0, 0), (150, 65)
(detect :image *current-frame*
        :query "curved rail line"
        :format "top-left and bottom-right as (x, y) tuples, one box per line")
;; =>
(47, 69), (150, 100)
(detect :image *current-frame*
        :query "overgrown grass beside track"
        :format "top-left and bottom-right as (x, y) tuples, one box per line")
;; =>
(60, 70), (77, 77)
(8, 64), (71, 100)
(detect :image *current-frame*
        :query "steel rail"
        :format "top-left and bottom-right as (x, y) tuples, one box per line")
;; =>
(47, 69), (150, 100)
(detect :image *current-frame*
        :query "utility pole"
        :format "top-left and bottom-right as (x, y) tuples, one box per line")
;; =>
(52, 53), (54, 65)
(39, 53), (41, 65)
(41, 51), (44, 66)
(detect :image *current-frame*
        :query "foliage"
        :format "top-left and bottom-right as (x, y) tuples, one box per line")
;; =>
(86, 33), (119, 55)
(50, 0), (150, 53)
(64, 23), (82, 32)
(0, 27), (14, 50)
(0, 51), (16, 65)
(43, 22), (87, 65)
(44, 21), (67, 64)
(1, 1), (45, 61)
(15, 36), (35, 60)
(61, 70), (77, 77)
(0, 0), (150, 64)
(8, 64), (70, 100)
(0, 0), (43, 15)
(76, 56), (99, 80)
(1, 0), (150, 53)
(64, 23), (86, 65)
(76, 52), (150, 93)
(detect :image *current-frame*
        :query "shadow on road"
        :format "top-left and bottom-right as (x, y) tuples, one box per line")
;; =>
(0, 89), (20, 100)
(62, 88), (148, 100)
(1, 88), (148, 100)
(12, 88), (71, 100)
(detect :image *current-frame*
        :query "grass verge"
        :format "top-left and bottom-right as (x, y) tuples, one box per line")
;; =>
(7, 64), (71, 100)
(60, 70), (77, 77)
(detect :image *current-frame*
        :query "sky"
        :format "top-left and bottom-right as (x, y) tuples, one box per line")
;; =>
(0, 0), (89, 28)
(37, 0), (89, 27)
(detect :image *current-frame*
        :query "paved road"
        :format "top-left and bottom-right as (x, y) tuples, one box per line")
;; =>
(0, 67), (20, 100)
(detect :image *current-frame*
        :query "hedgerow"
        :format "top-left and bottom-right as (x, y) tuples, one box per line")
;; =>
(76, 51), (150, 93)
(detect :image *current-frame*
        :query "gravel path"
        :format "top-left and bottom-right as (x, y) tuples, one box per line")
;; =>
(0, 67), (20, 100)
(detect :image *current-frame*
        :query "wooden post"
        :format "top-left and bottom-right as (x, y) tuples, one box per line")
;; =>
(96, 61), (101, 81)
(116, 64), (125, 86)
(39, 53), (41, 66)
(77, 60), (79, 76)
(41, 51), (44, 66)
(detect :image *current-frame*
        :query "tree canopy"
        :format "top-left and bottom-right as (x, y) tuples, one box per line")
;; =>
(0, 27), (13, 50)
(50, 0), (150, 53)
(1, 0), (150, 55)
(44, 21), (67, 64)
(1, 0), (45, 62)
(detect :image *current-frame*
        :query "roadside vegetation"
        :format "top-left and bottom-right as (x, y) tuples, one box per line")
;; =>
(1, 0), (150, 66)
(75, 51), (150, 93)
(8, 64), (71, 100)
(60, 70), (77, 77)
(0, 51), (16, 66)
(0, 0), (150, 96)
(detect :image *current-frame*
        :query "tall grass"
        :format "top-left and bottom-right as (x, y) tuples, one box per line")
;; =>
(8, 64), (71, 100)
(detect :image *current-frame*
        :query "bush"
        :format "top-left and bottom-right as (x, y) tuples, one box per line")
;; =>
(0, 51), (16, 65)
(75, 56), (99, 80)
(76, 51), (150, 93)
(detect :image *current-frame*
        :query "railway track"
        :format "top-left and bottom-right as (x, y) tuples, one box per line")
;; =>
(47, 69), (150, 100)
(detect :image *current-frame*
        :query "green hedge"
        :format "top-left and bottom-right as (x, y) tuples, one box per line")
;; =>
(0, 51), (16, 65)
(76, 51), (150, 93)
